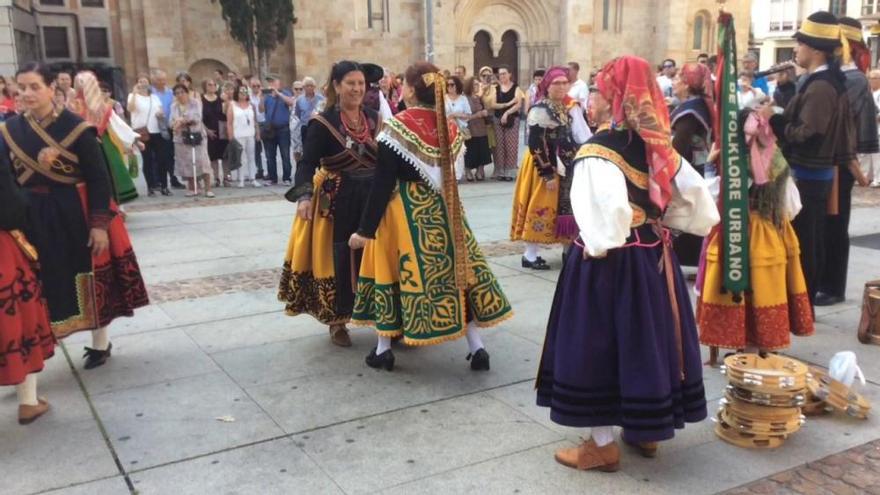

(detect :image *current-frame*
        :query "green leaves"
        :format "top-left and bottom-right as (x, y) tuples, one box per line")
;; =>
(210, 0), (294, 75)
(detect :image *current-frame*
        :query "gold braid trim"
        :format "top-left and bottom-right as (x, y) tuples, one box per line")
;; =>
(424, 71), (472, 290)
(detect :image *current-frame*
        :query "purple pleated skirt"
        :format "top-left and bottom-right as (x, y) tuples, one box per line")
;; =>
(536, 226), (707, 443)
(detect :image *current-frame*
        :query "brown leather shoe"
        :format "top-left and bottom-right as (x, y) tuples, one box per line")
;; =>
(554, 438), (620, 472)
(329, 324), (352, 347)
(18, 398), (50, 425)
(623, 437), (658, 458)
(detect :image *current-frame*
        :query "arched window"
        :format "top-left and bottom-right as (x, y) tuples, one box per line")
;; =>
(693, 15), (704, 50)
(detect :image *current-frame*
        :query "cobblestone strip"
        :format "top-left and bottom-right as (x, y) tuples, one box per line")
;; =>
(722, 440), (880, 495)
(147, 239), (526, 303)
(125, 192), (282, 212)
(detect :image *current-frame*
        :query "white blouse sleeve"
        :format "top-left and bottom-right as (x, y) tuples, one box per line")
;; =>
(569, 106), (592, 145)
(107, 111), (139, 149)
(662, 158), (721, 236)
(571, 157), (633, 257)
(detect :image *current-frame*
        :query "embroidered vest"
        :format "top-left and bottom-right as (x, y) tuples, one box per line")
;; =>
(575, 130), (661, 227)
(0, 110), (93, 186)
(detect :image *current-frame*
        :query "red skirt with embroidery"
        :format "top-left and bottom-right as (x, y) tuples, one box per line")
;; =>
(0, 231), (55, 386)
(24, 183), (149, 338)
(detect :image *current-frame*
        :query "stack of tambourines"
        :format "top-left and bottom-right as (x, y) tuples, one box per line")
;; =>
(715, 354), (808, 449)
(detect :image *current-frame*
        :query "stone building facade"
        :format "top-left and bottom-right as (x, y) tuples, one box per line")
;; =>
(111, 0), (750, 86)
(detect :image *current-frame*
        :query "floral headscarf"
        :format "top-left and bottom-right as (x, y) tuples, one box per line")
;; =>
(73, 71), (112, 135)
(596, 55), (681, 211)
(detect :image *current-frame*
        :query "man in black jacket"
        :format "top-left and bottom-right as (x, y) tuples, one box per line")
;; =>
(814, 17), (877, 306)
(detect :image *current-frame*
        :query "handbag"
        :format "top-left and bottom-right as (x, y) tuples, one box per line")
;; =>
(182, 128), (203, 146)
(857, 280), (880, 345)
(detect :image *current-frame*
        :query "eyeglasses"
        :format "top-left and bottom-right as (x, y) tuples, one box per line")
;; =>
(662, 64), (674, 69)
(293, 87), (304, 91)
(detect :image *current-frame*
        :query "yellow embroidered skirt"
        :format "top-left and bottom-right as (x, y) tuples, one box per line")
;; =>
(510, 150), (563, 244)
(353, 181), (513, 346)
(278, 170), (347, 325)
(697, 212), (814, 351)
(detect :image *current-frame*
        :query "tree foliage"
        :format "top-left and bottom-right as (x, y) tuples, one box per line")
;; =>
(211, 0), (294, 77)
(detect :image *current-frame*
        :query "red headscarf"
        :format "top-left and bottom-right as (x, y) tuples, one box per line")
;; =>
(536, 66), (570, 101)
(596, 55), (681, 211)
(678, 62), (717, 134)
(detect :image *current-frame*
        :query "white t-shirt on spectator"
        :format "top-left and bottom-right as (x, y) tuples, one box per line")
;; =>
(128, 93), (162, 134)
(568, 79), (589, 110)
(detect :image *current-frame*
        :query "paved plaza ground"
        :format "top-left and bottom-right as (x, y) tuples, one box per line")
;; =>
(3, 170), (880, 495)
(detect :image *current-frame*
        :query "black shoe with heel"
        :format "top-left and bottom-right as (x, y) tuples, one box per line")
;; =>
(467, 348), (490, 371)
(366, 348), (395, 371)
(521, 256), (550, 270)
(83, 342), (112, 370)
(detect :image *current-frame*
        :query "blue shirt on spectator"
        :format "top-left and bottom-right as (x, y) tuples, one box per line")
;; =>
(295, 94), (325, 126)
(264, 90), (293, 127)
(151, 86), (174, 124)
(752, 76), (770, 96)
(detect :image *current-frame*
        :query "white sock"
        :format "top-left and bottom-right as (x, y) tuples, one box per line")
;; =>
(524, 243), (539, 262)
(591, 426), (615, 446)
(376, 335), (392, 354)
(91, 327), (110, 351)
(465, 322), (484, 354)
(16, 374), (38, 406)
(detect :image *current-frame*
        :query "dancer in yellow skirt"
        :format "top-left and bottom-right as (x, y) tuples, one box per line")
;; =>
(510, 66), (591, 270)
(698, 99), (814, 364)
(348, 62), (513, 371)
(279, 61), (384, 347)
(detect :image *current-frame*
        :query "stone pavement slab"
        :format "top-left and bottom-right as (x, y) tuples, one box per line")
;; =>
(0, 355), (119, 495)
(241, 330), (540, 434)
(91, 371), (284, 470)
(184, 310), (325, 354)
(296, 393), (561, 494)
(129, 437), (343, 495)
(380, 441), (658, 495)
(78, 328), (221, 396)
(40, 477), (130, 495)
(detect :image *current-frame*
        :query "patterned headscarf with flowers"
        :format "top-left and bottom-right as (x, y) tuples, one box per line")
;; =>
(596, 55), (682, 211)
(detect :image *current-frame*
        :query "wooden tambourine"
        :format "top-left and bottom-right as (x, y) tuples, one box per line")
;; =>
(802, 389), (832, 417)
(719, 405), (803, 436)
(721, 354), (808, 395)
(726, 385), (806, 408)
(714, 412), (786, 449)
(721, 394), (801, 421)
(807, 367), (871, 420)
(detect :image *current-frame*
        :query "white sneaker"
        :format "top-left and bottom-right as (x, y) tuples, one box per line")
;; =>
(237, 182), (245, 189)
(253, 180), (262, 188)
(871, 182), (880, 188)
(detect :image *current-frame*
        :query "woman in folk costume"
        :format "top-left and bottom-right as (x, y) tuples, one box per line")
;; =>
(698, 99), (813, 363)
(278, 61), (381, 347)
(670, 62), (715, 268)
(71, 71), (140, 204)
(510, 66), (592, 270)
(535, 56), (719, 472)
(348, 62), (513, 371)
(1, 63), (149, 369)
(0, 144), (55, 424)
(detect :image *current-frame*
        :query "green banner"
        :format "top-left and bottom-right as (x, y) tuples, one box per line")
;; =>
(716, 14), (750, 296)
